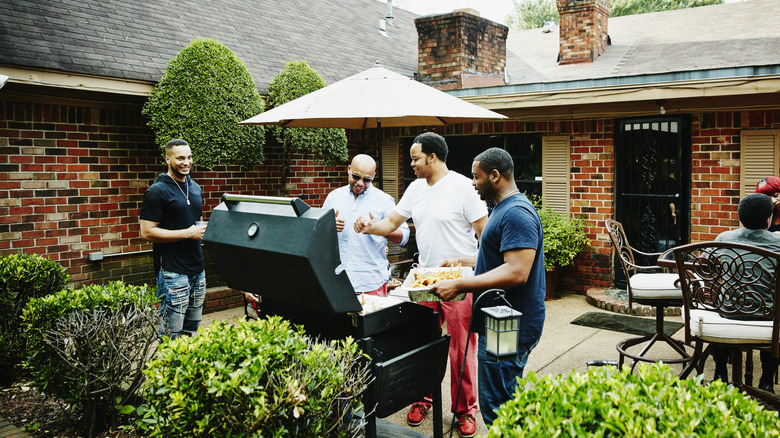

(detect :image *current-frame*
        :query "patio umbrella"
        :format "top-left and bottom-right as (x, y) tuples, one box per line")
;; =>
(240, 61), (507, 186)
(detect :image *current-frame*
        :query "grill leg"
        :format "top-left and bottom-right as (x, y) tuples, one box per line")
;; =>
(365, 414), (377, 438)
(432, 384), (443, 438)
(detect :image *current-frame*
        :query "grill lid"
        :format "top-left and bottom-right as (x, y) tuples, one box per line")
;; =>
(203, 194), (360, 313)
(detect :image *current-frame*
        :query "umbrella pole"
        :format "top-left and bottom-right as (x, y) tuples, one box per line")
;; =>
(376, 118), (383, 190)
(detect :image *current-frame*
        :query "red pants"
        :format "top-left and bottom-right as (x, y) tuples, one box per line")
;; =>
(362, 282), (388, 297)
(416, 294), (478, 418)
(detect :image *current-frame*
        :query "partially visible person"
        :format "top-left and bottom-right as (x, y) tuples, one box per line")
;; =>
(429, 147), (546, 426)
(755, 176), (780, 233)
(354, 132), (488, 437)
(140, 139), (206, 339)
(712, 193), (780, 391)
(323, 154), (409, 296)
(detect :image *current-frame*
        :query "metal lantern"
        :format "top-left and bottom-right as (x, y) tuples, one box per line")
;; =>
(481, 305), (523, 360)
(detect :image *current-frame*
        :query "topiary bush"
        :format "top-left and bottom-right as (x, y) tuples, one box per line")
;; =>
(138, 316), (371, 437)
(489, 363), (780, 437)
(267, 60), (348, 195)
(142, 37), (265, 170)
(0, 253), (69, 386)
(22, 281), (161, 437)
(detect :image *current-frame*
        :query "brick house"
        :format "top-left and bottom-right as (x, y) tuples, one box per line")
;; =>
(2, 0), (780, 312)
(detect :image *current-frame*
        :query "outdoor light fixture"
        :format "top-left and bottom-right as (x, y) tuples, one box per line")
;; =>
(482, 305), (523, 360)
(0, 74), (8, 90)
(657, 100), (666, 115)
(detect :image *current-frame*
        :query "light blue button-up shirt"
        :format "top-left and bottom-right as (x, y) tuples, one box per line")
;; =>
(323, 185), (409, 293)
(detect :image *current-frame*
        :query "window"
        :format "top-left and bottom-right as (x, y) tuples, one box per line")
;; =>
(402, 133), (543, 199)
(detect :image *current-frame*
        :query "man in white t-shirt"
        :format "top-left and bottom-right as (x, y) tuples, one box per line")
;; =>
(354, 132), (488, 438)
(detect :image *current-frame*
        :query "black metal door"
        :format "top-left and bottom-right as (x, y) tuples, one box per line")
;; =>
(614, 116), (691, 286)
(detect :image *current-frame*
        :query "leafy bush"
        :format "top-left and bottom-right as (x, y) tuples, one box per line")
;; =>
(0, 254), (68, 385)
(139, 316), (371, 437)
(22, 281), (161, 436)
(489, 363), (780, 437)
(142, 38), (265, 170)
(267, 60), (348, 194)
(536, 205), (590, 271)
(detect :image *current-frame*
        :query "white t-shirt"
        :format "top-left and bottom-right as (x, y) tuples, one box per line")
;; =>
(396, 171), (488, 267)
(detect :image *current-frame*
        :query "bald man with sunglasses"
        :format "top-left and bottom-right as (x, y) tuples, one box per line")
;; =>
(323, 154), (409, 296)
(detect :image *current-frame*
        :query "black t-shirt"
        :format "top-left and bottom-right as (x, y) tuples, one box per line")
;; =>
(139, 173), (204, 275)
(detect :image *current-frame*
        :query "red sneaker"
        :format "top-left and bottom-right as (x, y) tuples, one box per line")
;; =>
(458, 414), (477, 438)
(406, 403), (429, 426)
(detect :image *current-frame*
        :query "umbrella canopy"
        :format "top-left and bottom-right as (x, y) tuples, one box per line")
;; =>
(240, 61), (506, 129)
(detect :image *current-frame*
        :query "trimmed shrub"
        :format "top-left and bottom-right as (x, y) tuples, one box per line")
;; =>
(267, 60), (348, 195)
(139, 316), (371, 437)
(0, 254), (68, 385)
(536, 205), (590, 271)
(489, 363), (780, 437)
(142, 38), (265, 170)
(22, 281), (161, 436)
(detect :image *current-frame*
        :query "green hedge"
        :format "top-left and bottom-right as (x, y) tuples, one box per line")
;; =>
(0, 254), (68, 385)
(139, 316), (370, 437)
(489, 363), (780, 437)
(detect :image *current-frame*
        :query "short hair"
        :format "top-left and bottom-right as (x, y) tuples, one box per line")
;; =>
(474, 147), (514, 178)
(165, 138), (189, 153)
(739, 193), (774, 230)
(413, 132), (448, 162)
(756, 176), (780, 196)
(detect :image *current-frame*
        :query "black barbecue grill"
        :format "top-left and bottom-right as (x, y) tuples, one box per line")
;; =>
(204, 194), (449, 438)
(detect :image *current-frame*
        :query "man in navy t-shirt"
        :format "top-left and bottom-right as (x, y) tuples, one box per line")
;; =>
(139, 138), (206, 338)
(430, 147), (546, 426)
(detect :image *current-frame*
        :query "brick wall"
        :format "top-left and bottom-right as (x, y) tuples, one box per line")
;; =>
(415, 11), (508, 90)
(556, 0), (610, 65)
(0, 96), (362, 312)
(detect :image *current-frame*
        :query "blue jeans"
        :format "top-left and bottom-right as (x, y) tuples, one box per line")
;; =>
(477, 334), (539, 426)
(156, 269), (205, 338)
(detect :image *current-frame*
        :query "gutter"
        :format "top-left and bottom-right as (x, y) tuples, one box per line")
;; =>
(447, 65), (780, 110)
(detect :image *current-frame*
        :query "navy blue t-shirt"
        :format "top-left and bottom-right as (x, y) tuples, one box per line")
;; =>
(474, 193), (546, 342)
(139, 173), (204, 276)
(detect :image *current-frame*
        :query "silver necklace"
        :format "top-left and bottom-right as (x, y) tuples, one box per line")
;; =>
(499, 189), (520, 204)
(170, 174), (189, 205)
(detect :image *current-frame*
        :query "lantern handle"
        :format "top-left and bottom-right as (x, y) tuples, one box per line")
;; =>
(468, 288), (512, 333)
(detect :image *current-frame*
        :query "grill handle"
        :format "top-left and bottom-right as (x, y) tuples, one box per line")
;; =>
(221, 193), (311, 217)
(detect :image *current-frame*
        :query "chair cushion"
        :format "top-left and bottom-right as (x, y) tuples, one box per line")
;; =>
(689, 308), (773, 345)
(629, 273), (682, 300)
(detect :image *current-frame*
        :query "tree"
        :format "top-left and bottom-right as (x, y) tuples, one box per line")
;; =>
(142, 38), (265, 170)
(611, 0), (722, 17)
(507, 0), (723, 30)
(507, 0), (558, 30)
(266, 60), (349, 195)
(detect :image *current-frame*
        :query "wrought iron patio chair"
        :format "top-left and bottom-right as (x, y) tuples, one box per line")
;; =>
(605, 219), (692, 372)
(673, 241), (780, 406)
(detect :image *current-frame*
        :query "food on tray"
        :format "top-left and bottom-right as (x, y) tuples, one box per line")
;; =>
(411, 263), (462, 288)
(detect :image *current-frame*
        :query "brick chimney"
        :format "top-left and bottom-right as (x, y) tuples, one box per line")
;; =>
(556, 0), (610, 65)
(415, 10), (508, 91)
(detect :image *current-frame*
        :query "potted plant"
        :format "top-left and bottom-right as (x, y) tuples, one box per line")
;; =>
(535, 203), (590, 300)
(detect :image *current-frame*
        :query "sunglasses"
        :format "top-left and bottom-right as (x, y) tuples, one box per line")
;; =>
(351, 173), (373, 184)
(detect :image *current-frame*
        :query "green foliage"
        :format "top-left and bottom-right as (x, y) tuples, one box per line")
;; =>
(534, 204), (590, 271)
(490, 363), (780, 437)
(267, 60), (348, 194)
(22, 282), (160, 435)
(142, 38), (265, 170)
(611, 0), (722, 17)
(0, 254), (68, 385)
(507, 0), (558, 30)
(507, 0), (723, 30)
(138, 316), (370, 437)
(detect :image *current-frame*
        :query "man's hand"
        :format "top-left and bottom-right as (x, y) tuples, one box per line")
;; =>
(430, 279), (462, 301)
(353, 211), (377, 234)
(334, 209), (345, 233)
(188, 224), (206, 241)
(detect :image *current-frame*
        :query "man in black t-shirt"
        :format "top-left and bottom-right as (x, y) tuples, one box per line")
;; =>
(140, 139), (206, 338)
